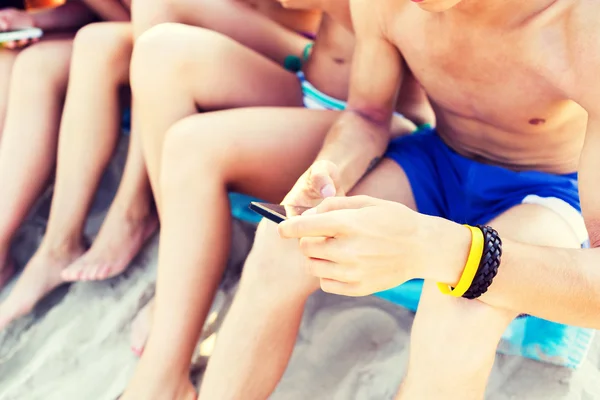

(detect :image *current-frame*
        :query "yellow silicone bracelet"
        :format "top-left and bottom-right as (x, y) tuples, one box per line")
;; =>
(437, 225), (485, 297)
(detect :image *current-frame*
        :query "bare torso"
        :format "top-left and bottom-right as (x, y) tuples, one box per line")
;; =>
(303, 14), (354, 100)
(385, 0), (597, 173)
(305, 7), (433, 125)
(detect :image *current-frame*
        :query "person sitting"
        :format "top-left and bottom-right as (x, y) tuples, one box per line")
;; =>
(119, 0), (433, 397)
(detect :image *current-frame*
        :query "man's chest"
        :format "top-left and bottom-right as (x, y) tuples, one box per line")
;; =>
(390, 15), (577, 127)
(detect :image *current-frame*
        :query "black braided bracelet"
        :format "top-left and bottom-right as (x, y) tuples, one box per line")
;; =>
(462, 225), (502, 299)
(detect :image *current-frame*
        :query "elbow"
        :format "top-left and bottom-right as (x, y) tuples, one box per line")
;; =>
(345, 107), (391, 128)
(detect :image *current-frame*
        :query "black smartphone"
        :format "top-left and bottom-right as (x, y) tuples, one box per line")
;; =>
(249, 202), (311, 224)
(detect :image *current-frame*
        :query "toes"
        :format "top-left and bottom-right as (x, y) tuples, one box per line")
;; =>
(61, 262), (85, 282)
(96, 265), (111, 280)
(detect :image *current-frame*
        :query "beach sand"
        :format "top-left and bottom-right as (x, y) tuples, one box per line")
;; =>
(0, 142), (599, 400)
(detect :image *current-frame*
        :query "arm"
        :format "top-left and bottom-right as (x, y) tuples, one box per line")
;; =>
(315, 0), (402, 193)
(28, 1), (96, 31)
(80, 0), (130, 22)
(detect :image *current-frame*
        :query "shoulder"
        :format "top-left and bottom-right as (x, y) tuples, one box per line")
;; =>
(565, 0), (600, 109)
(350, 0), (411, 39)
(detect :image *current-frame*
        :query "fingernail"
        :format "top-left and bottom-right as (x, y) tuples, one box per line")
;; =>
(302, 208), (317, 216)
(320, 184), (335, 198)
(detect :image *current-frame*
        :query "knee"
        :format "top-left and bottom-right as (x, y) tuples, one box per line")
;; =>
(131, 23), (228, 91)
(72, 23), (133, 79)
(131, 23), (188, 85)
(158, 118), (222, 190)
(240, 220), (319, 298)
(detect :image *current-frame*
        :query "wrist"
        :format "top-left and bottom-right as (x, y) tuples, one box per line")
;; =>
(420, 217), (471, 285)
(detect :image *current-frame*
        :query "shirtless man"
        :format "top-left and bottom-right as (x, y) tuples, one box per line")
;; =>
(119, 0), (432, 397)
(194, 0), (600, 398)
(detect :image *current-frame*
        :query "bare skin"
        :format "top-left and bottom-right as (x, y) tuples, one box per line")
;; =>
(0, 37), (75, 330)
(199, 0), (600, 398)
(0, 1), (131, 330)
(122, 1), (432, 397)
(60, 0), (318, 286)
(0, 0), (321, 331)
(0, 49), (18, 133)
(125, 4), (351, 356)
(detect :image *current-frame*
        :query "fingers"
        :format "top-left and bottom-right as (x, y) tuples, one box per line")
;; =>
(309, 160), (341, 198)
(298, 236), (345, 261)
(319, 279), (366, 297)
(305, 257), (360, 283)
(279, 210), (350, 238)
(309, 195), (379, 214)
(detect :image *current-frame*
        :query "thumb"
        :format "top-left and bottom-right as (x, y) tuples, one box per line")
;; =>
(304, 195), (380, 215)
(309, 160), (342, 198)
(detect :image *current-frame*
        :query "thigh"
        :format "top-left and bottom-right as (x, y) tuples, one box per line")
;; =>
(487, 203), (581, 248)
(349, 158), (417, 210)
(132, 0), (310, 61)
(165, 107), (338, 203)
(12, 37), (74, 81)
(138, 24), (304, 109)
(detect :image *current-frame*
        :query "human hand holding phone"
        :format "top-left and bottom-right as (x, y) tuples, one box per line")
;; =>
(0, 8), (39, 49)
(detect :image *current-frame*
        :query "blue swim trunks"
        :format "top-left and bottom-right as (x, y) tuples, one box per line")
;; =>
(375, 128), (593, 369)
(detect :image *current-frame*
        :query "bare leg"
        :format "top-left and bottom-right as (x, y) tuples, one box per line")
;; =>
(30, 22), (157, 283)
(126, 24), (304, 353)
(131, 0), (311, 63)
(131, 24), (304, 208)
(121, 108), (338, 399)
(0, 50), (20, 287)
(198, 159), (415, 399)
(397, 204), (581, 399)
(0, 49), (19, 134)
(0, 38), (73, 330)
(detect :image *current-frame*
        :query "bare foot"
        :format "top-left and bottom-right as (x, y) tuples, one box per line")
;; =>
(130, 298), (154, 356)
(61, 206), (158, 282)
(0, 245), (85, 331)
(120, 360), (197, 400)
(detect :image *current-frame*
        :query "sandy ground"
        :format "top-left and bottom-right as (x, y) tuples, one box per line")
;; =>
(0, 143), (599, 400)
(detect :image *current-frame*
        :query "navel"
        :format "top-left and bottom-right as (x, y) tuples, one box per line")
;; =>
(529, 118), (546, 125)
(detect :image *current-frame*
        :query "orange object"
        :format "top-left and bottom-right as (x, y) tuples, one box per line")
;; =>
(26, 0), (64, 9)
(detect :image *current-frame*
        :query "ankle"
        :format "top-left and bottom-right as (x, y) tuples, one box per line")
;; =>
(112, 195), (155, 224)
(40, 234), (86, 257)
(136, 350), (191, 383)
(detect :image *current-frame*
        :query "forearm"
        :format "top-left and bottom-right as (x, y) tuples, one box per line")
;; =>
(482, 241), (600, 328)
(437, 226), (600, 329)
(316, 111), (390, 193)
(81, 0), (130, 22)
(30, 1), (96, 31)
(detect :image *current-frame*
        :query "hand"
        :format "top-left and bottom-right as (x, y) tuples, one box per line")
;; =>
(0, 8), (37, 50)
(281, 160), (344, 212)
(275, 0), (321, 11)
(278, 195), (471, 296)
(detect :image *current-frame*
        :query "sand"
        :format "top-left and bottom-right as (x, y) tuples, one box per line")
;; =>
(0, 143), (599, 400)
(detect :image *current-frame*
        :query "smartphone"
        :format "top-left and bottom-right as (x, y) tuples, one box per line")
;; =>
(249, 202), (311, 224)
(0, 28), (43, 44)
